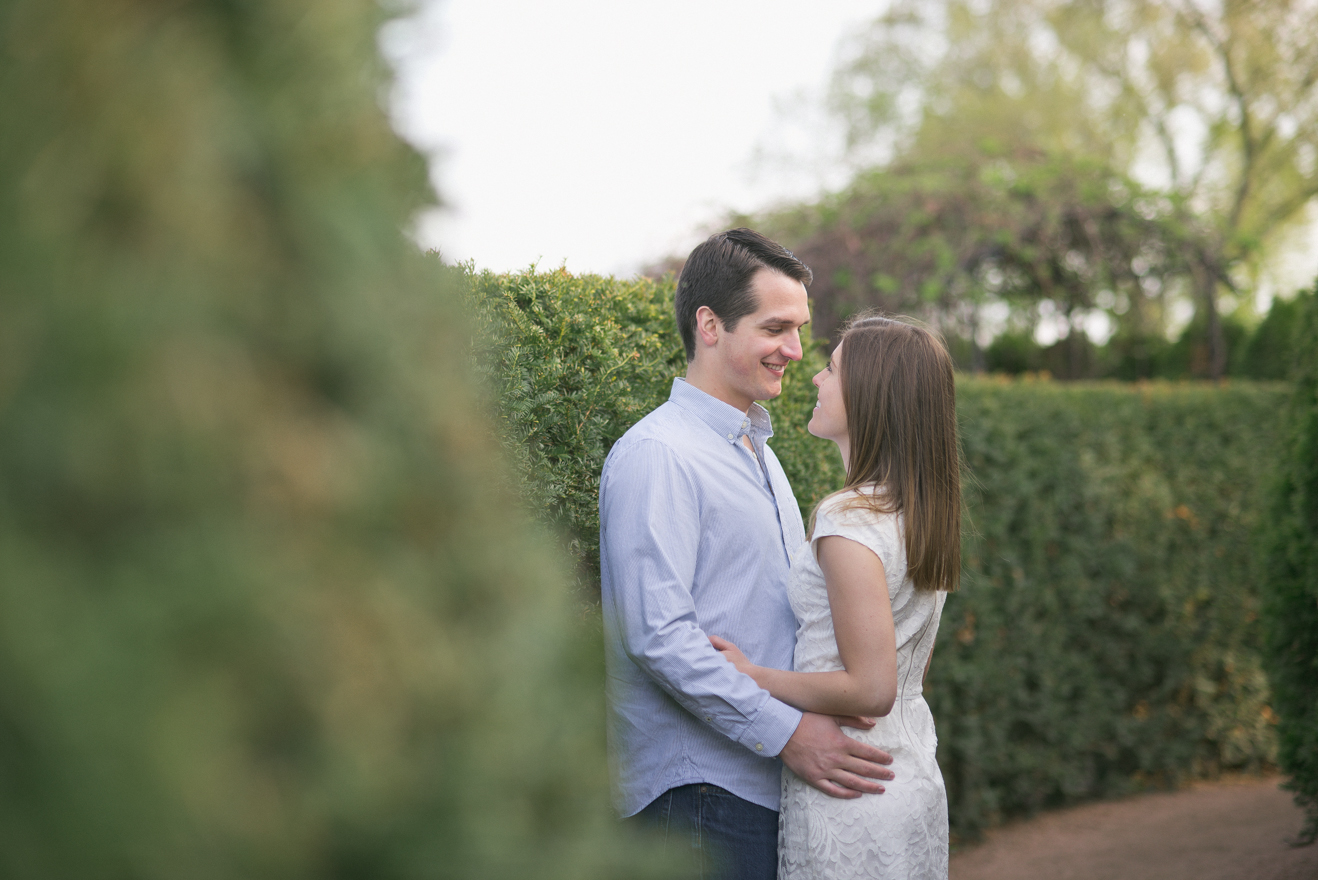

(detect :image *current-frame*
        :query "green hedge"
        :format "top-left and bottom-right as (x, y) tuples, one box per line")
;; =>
(940, 378), (1284, 836)
(1261, 287), (1318, 845)
(468, 268), (1286, 838)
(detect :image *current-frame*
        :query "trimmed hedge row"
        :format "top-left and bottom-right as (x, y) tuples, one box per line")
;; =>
(941, 379), (1283, 835)
(466, 267), (1286, 837)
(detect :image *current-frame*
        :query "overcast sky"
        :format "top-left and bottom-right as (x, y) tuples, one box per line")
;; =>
(383, 0), (882, 276)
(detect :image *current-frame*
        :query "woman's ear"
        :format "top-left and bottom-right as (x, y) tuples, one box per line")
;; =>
(695, 305), (722, 348)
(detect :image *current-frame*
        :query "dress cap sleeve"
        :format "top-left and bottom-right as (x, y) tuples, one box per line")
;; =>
(810, 488), (903, 582)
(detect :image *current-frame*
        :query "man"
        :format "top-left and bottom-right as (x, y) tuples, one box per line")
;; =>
(600, 228), (894, 879)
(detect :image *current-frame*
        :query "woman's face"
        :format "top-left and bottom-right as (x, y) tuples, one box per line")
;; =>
(808, 339), (847, 444)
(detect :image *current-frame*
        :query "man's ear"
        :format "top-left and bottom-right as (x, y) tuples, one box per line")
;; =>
(695, 305), (722, 348)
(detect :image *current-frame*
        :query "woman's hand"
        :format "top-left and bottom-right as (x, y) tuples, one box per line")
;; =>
(709, 634), (756, 676)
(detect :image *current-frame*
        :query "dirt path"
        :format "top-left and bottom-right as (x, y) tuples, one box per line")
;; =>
(949, 775), (1317, 880)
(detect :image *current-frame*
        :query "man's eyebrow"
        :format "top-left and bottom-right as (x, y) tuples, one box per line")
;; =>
(756, 315), (811, 325)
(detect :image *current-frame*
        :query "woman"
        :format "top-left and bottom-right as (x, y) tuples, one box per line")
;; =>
(711, 314), (960, 879)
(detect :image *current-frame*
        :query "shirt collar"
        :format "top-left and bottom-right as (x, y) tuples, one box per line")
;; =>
(669, 378), (775, 446)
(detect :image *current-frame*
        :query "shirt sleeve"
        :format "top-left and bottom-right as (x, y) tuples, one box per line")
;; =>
(600, 439), (802, 757)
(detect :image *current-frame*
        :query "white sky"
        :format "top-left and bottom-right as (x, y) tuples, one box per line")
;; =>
(382, 0), (882, 276)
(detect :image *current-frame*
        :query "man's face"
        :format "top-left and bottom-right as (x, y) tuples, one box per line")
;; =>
(707, 268), (811, 412)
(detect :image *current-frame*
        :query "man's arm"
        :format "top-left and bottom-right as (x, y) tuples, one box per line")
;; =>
(600, 439), (802, 756)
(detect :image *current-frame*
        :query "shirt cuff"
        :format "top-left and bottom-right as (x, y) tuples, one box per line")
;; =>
(734, 696), (802, 758)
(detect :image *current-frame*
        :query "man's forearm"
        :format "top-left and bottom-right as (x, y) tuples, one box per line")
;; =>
(622, 622), (802, 754)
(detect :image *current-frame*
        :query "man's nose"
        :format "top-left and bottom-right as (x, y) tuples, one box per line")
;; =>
(782, 329), (803, 361)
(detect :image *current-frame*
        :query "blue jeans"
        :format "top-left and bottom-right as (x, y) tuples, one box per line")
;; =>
(628, 783), (778, 880)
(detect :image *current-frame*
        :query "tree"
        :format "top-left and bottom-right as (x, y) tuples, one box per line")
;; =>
(750, 152), (1203, 377)
(827, 0), (1318, 377)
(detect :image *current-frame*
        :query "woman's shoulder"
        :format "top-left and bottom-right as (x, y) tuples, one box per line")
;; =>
(815, 485), (899, 530)
(813, 488), (904, 573)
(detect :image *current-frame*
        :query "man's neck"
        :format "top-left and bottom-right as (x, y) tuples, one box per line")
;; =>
(683, 364), (752, 414)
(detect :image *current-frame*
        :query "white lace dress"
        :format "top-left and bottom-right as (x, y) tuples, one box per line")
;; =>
(778, 489), (949, 880)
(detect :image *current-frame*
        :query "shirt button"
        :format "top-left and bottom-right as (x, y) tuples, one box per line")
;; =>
(705, 715), (712, 722)
(755, 743), (764, 752)
(727, 433), (734, 440)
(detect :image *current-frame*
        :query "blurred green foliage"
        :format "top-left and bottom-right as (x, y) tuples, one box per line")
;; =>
(471, 269), (1286, 840)
(0, 2), (669, 877)
(1260, 284), (1318, 845)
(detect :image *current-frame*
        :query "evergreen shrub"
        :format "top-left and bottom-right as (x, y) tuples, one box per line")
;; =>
(0, 3), (669, 877)
(472, 269), (1288, 839)
(1260, 286), (1318, 844)
(1238, 292), (1311, 380)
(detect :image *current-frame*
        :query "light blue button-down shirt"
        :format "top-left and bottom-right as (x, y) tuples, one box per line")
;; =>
(600, 378), (807, 816)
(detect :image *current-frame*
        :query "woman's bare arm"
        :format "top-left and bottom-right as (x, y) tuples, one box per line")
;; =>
(711, 535), (898, 718)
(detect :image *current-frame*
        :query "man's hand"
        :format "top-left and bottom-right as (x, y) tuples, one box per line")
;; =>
(779, 712), (894, 799)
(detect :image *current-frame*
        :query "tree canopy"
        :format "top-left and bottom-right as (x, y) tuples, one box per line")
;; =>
(781, 0), (1318, 376)
(750, 152), (1205, 375)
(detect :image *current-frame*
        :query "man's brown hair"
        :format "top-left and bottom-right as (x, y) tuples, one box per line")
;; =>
(673, 228), (812, 362)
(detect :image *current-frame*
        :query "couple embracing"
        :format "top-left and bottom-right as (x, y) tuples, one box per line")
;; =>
(600, 228), (960, 879)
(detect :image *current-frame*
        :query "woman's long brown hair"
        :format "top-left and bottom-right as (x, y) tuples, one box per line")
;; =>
(815, 314), (961, 592)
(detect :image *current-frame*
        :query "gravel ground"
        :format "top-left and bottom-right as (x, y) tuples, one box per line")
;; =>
(949, 775), (1318, 880)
